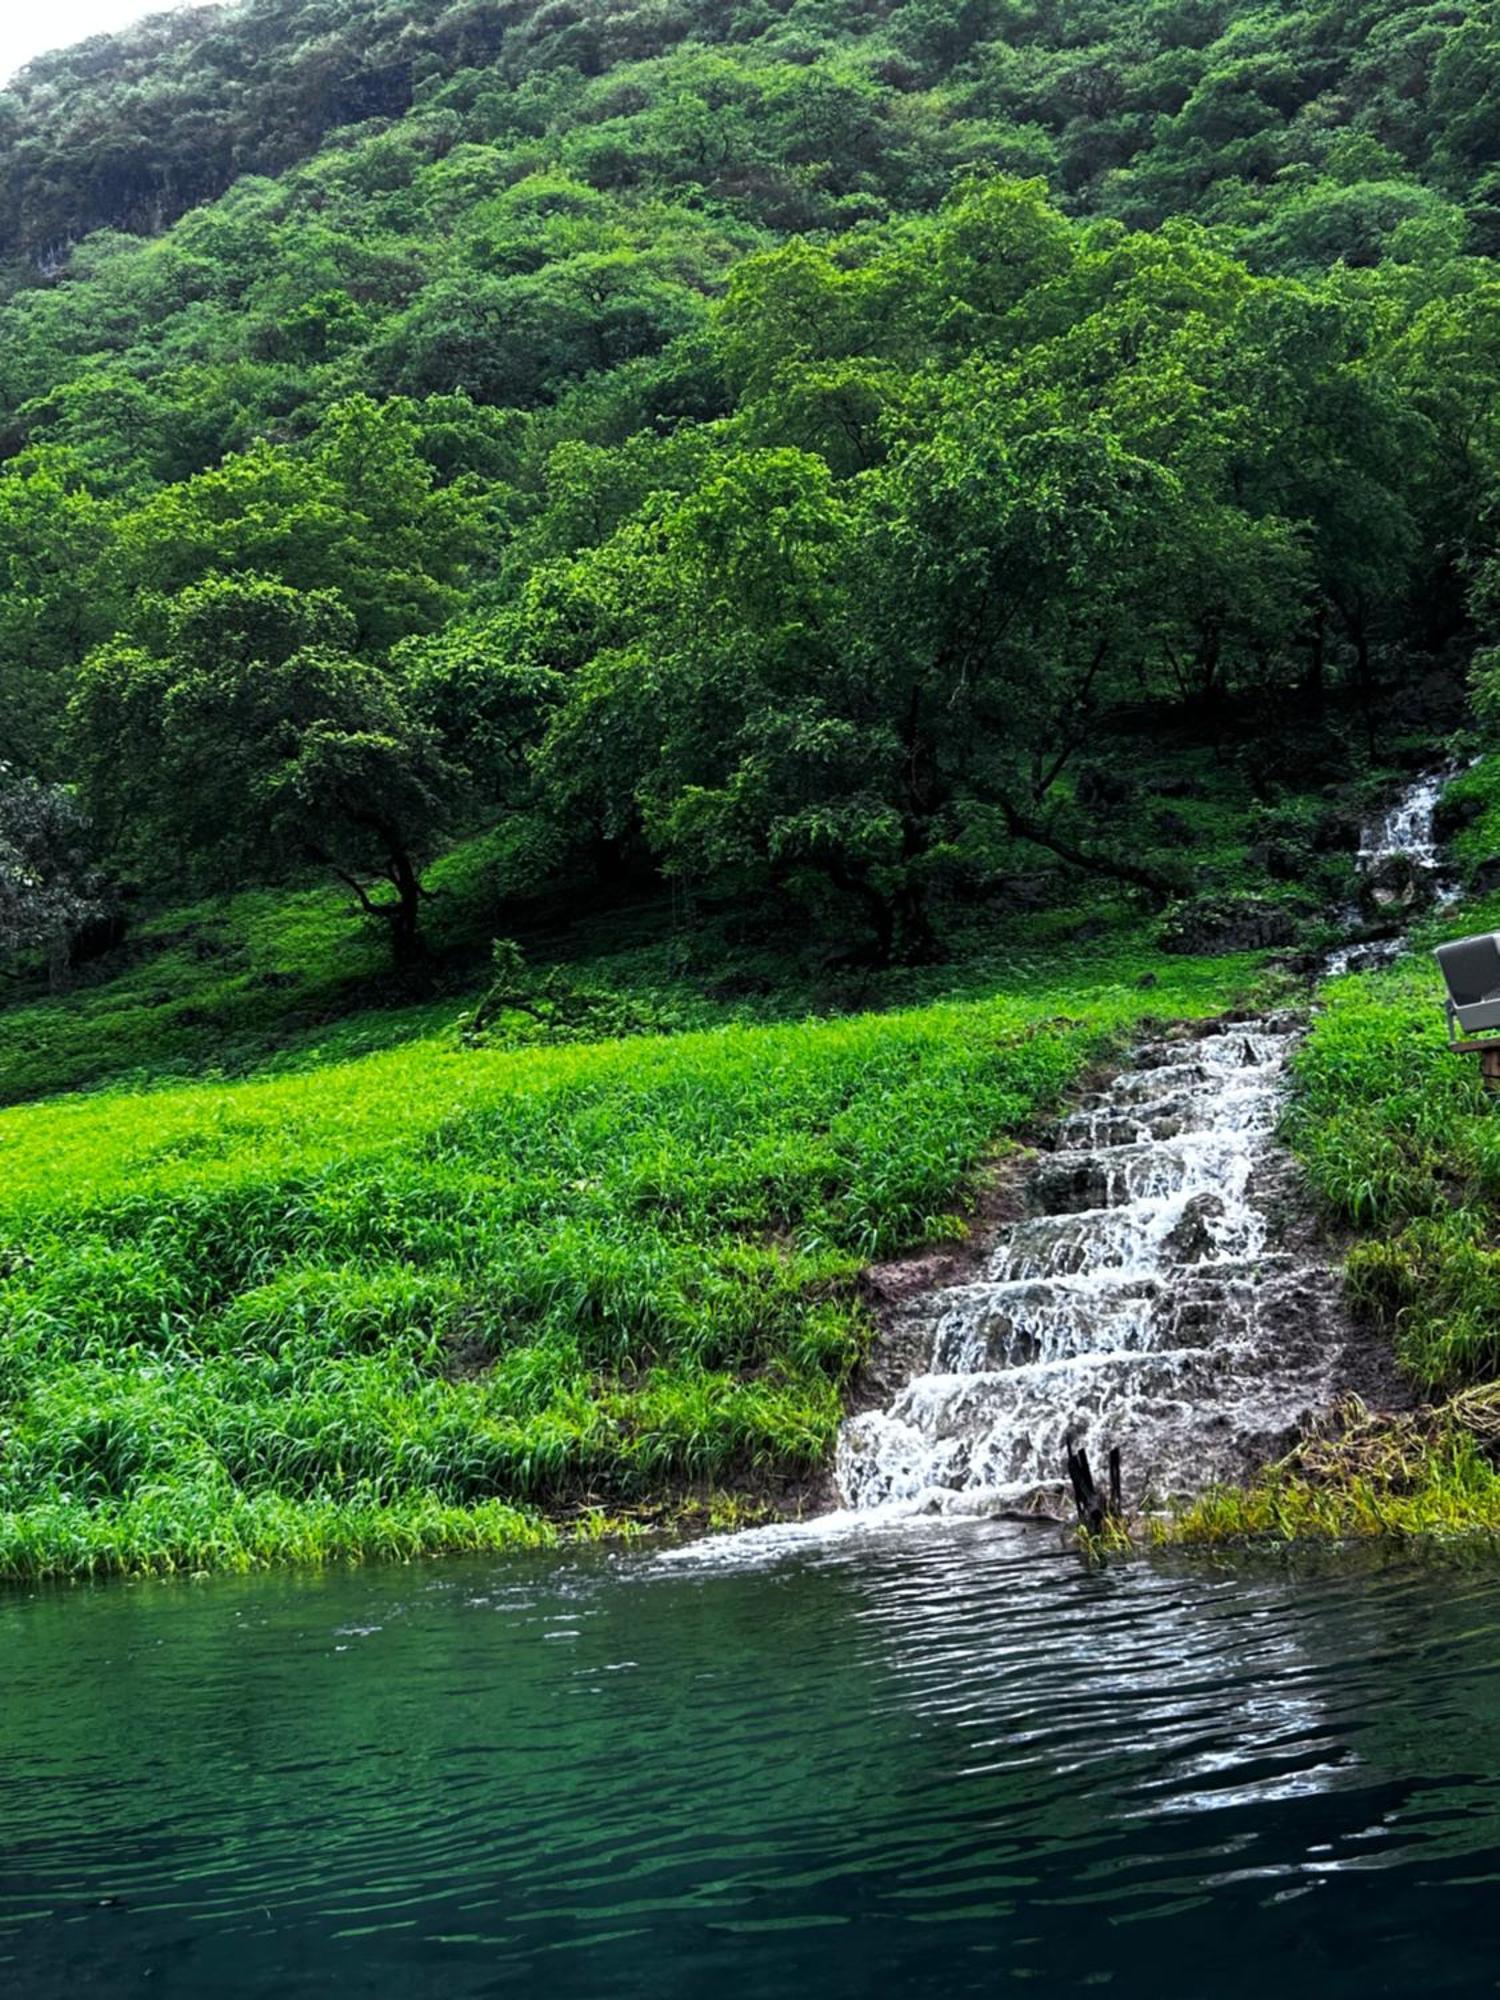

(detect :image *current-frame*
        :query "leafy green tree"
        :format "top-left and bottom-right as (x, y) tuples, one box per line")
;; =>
(1431, 5), (1500, 177)
(70, 575), (460, 969)
(540, 421), (1191, 962)
(0, 0), (1497, 975)
(868, 396), (1189, 899)
(111, 397), (486, 650)
(0, 766), (103, 991)
(535, 449), (917, 951)
(0, 449), (118, 773)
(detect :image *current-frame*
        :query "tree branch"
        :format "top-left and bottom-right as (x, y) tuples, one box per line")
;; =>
(330, 866), (399, 922)
(997, 795), (1174, 898)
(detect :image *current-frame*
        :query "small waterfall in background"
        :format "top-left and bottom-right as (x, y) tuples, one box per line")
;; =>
(1323, 766), (1461, 975)
(836, 769), (1455, 1519)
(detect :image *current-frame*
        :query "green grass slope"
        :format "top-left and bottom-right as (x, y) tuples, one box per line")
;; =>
(0, 940), (1264, 1580)
(1171, 879), (1500, 1545)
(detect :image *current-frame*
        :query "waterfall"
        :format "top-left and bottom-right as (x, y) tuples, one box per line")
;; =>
(1324, 765), (1463, 975)
(836, 771), (1452, 1519)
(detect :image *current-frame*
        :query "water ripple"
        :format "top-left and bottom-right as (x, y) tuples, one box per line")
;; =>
(4, 1533), (1500, 1996)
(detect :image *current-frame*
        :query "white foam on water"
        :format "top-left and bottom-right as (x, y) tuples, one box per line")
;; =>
(1358, 771), (1448, 869)
(835, 1017), (1302, 1511)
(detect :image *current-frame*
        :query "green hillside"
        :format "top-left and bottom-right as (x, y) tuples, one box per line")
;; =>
(3, 0), (1500, 1569)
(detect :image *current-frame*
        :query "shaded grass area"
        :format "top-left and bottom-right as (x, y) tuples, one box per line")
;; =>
(0, 735), (1369, 1111)
(0, 868), (1180, 1107)
(0, 842), (506, 1108)
(0, 944), (1264, 1580)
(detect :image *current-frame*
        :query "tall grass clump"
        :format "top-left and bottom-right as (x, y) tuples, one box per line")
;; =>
(1286, 929), (1500, 1393)
(0, 947), (1261, 1579)
(1164, 1399), (1500, 1546)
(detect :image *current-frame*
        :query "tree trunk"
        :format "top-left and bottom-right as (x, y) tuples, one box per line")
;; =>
(1066, 1437), (1123, 1534)
(1302, 607), (1327, 711)
(862, 882), (896, 968)
(387, 847), (425, 973)
(895, 877), (937, 963)
(46, 934), (73, 996)
(827, 853), (896, 966)
(328, 847), (428, 976)
(1357, 625), (1377, 758)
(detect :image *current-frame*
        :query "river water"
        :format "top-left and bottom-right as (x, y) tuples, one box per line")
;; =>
(6, 1533), (1500, 1997)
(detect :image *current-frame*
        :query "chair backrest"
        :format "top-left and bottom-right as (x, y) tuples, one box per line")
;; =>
(1435, 933), (1500, 1008)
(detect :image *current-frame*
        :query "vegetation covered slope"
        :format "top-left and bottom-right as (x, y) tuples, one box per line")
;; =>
(2, 0), (1495, 275)
(3, 0), (1500, 1568)
(1170, 781), (1500, 1545)
(5, 163), (1497, 974)
(0, 945), (1260, 1578)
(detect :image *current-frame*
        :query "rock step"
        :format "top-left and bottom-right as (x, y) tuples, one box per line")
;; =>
(839, 1335), (1341, 1504)
(927, 1263), (1290, 1373)
(985, 1189), (1271, 1280)
(1031, 1137), (1261, 1216)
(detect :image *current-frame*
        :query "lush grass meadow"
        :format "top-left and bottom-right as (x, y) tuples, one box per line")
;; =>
(0, 938), (1265, 1580)
(0, 836), (520, 1108)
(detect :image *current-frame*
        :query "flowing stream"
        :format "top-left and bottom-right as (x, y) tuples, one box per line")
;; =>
(1324, 765), (1461, 976)
(836, 771), (1452, 1520)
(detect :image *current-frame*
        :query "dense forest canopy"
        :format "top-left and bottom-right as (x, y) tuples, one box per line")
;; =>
(3, 0), (1498, 273)
(2, 0), (1499, 975)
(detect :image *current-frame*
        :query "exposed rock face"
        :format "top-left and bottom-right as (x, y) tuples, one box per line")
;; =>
(1359, 852), (1430, 916)
(1159, 896), (1299, 955)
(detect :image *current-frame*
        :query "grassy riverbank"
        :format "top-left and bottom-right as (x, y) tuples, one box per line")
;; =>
(1170, 905), (1500, 1547)
(11, 795), (1500, 1576)
(1163, 1404), (1500, 1544)
(0, 939), (1264, 1580)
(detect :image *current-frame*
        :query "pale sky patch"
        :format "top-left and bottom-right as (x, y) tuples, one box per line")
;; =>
(2, 1), (220, 86)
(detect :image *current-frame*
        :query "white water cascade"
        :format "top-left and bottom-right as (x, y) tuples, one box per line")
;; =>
(1324, 766), (1462, 976)
(835, 771), (1453, 1518)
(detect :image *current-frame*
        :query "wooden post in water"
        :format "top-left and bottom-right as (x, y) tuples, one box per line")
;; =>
(1065, 1437), (1123, 1533)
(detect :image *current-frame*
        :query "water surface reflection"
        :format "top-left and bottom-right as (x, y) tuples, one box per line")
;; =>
(4, 1522), (1500, 1996)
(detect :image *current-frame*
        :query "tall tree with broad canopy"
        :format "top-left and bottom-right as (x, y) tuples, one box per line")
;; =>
(69, 574), (461, 971)
(0, 766), (103, 991)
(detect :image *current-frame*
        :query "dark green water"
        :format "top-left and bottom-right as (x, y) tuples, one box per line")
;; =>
(5, 1520), (1500, 1997)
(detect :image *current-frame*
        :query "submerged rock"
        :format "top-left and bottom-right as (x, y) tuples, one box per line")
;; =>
(1160, 1192), (1228, 1264)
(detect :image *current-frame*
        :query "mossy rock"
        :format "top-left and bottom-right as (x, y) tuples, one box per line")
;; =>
(1159, 895), (1299, 955)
